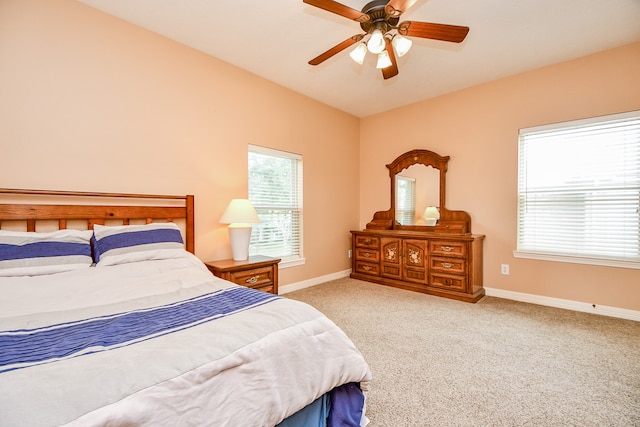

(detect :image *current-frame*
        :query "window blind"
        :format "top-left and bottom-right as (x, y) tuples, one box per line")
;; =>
(396, 175), (416, 225)
(248, 145), (303, 262)
(517, 110), (640, 267)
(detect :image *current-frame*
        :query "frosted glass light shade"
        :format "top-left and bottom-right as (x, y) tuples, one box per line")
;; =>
(219, 199), (260, 225)
(367, 29), (385, 54)
(376, 50), (392, 69)
(392, 35), (412, 57)
(349, 43), (367, 64)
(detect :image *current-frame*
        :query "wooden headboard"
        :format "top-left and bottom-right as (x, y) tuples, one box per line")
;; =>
(0, 189), (195, 254)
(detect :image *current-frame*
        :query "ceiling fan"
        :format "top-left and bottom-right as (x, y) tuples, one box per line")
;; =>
(303, 0), (469, 79)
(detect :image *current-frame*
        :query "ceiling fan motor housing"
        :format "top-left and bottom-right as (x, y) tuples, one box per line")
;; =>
(360, 0), (399, 34)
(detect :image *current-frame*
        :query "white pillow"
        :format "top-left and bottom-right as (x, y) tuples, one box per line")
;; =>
(92, 222), (186, 267)
(0, 229), (93, 277)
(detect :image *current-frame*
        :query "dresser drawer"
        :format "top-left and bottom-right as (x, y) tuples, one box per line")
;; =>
(354, 260), (380, 276)
(430, 257), (466, 275)
(429, 240), (466, 258)
(228, 266), (274, 290)
(355, 247), (380, 262)
(354, 235), (379, 249)
(429, 273), (466, 292)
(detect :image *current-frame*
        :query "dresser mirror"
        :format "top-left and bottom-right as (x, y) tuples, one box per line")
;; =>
(395, 164), (440, 226)
(366, 149), (472, 234)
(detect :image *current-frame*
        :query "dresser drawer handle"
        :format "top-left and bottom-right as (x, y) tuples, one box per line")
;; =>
(362, 265), (372, 271)
(245, 276), (259, 284)
(441, 262), (454, 269)
(363, 252), (371, 258)
(441, 246), (454, 252)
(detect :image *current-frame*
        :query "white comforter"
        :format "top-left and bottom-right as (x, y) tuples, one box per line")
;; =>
(0, 253), (371, 426)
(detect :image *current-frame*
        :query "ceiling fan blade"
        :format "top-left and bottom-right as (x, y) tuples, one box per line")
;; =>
(308, 34), (364, 66)
(385, 0), (418, 17)
(303, 0), (370, 23)
(382, 39), (399, 80)
(398, 21), (469, 43)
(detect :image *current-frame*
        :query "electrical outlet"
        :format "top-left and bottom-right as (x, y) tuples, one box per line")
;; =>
(348, 249), (352, 258)
(501, 264), (510, 275)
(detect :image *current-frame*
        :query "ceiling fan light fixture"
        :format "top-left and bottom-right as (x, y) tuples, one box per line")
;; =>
(367, 29), (385, 54)
(376, 50), (392, 69)
(349, 42), (367, 65)
(304, 0), (470, 79)
(392, 34), (412, 57)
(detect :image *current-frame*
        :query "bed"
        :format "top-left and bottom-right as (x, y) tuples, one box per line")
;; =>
(0, 189), (371, 427)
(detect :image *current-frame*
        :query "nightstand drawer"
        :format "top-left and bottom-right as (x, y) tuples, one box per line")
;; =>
(204, 256), (280, 295)
(228, 266), (274, 290)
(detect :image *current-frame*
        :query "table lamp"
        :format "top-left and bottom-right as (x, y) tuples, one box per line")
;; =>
(424, 206), (440, 226)
(219, 199), (260, 261)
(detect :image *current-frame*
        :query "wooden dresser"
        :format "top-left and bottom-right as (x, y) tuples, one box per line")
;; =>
(352, 149), (485, 303)
(351, 230), (484, 302)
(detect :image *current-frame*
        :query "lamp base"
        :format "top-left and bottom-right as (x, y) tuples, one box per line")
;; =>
(228, 225), (252, 261)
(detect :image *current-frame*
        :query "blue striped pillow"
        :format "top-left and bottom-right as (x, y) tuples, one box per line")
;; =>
(0, 229), (93, 277)
(92, 223), (185, 266)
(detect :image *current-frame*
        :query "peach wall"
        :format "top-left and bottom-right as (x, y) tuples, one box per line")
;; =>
(360, 42), (640, 311)
(2, 0), (638, 310)
(0, 0), (360, 286)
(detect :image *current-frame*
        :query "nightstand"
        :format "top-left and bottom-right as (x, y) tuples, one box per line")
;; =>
(204, 256), (280, 295)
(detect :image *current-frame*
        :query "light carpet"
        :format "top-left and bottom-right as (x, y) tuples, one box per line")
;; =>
(286, 278), (640, 426)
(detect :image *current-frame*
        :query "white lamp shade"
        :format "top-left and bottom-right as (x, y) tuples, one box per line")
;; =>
(220, 199), (260, 261)
(392, 35), (412, 57)
(367, 29), (385, 54)
(376, 50), (392, 69)
(219, 199), (260, 225)
(349, 42), (367, 65)
(424, 206), (440, 219)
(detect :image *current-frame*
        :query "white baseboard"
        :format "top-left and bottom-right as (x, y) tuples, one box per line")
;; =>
(280, 270), (640, 322)
(279, 269), (352, 295)
(484, 287), (640, 322)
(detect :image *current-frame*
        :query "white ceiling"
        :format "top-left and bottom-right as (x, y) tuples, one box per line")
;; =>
(77, 0), (640, 118)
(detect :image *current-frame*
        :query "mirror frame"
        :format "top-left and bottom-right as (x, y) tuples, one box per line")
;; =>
(366, 149), (472, 234)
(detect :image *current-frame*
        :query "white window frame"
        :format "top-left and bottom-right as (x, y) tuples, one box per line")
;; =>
(248, 145), (304, 268)
(514, 110), (640, 269)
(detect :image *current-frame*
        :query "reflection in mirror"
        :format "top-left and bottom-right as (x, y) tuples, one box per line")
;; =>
(395, 165), (440, 225)
(395, 175), (415, 225)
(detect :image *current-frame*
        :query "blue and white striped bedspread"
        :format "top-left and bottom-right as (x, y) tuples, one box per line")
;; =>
(0, 254), (371, 427)
(0, 286), (279, 373)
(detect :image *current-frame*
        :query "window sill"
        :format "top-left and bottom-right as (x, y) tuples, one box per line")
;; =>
(513, 251), (640, 270)
(278, 257), (306, 269)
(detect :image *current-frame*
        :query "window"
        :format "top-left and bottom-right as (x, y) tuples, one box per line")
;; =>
(396, 175), (416, 225)
(248, 145), (303, 267)
(516, 110), (640, 269)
